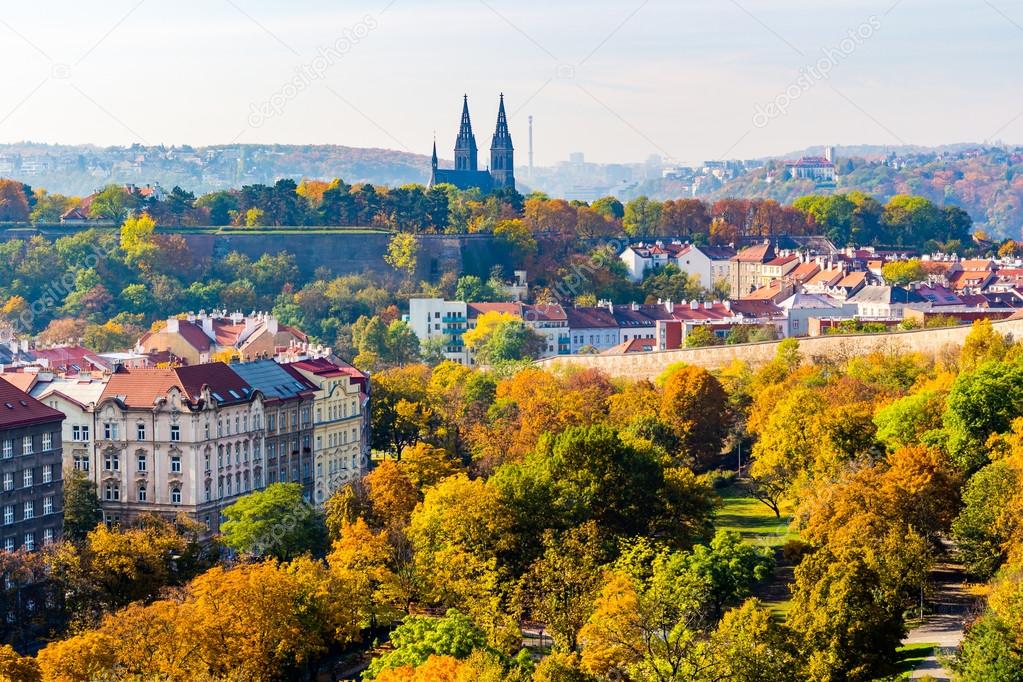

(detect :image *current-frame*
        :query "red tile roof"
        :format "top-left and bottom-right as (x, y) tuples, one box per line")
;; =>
(286, 357), (364, 379)
(101, 369), (182, 408)
(101, 363), (255, 408)
(0, 377), (65, 429)
(0, 373), (39, 393)
(733, 243), (774, 263)
(31, 345), (109, 372)
(174, 363), (253, 404)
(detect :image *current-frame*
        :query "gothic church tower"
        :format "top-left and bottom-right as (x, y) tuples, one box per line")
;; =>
(489, 93), (515, 190)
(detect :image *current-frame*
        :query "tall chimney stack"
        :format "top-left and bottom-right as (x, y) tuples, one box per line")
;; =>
(528, 115), (534, 180)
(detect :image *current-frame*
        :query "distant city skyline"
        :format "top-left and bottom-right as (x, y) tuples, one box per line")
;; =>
(1, 0), (1021, 165)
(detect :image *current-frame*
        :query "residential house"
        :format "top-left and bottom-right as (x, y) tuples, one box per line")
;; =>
(620, 244), (672, 282)
(563, 307), (620, 353)
(136, 311), (308, 366)
(730, 242), (797, 297)
(672, 244), (736, 291)
(846, 286), (926, 319)
(31, 376), (107, 476)
(777, 293), (854, 337)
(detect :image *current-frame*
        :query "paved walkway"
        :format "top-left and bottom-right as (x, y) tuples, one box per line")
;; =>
(902, 562), (975, 680)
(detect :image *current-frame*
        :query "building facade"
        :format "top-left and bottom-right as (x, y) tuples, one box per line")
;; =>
(283, 358), (370, 505)
(94, 365), (265, 534)
(0, 378), (64, 552)
(230, 359), (315, 502)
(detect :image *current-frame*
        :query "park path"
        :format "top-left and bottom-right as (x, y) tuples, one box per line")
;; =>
(901, 560), (976, 681)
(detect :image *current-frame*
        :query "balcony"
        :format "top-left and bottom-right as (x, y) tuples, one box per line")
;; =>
(442, 315), (466, 323)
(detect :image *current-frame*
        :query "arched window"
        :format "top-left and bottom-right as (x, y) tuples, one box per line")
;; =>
(137, 483), (147, 502)
(171, 487), (181, 504)
(104, 482), (120, 501)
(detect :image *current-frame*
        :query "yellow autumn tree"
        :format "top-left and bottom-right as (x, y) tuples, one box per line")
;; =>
(36, 631), (118, 682)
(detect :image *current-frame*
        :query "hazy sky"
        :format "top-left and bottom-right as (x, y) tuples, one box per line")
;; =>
(0, 0), (1021, 165)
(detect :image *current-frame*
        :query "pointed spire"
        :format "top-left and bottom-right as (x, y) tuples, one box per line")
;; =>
(431, 136), (438, 170)
(491, 93), (512, 149)
(454, 94), (478, 171)
(458, 94), (473, 139)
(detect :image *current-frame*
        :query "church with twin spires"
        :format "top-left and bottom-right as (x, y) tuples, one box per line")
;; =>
(430, 94), (515, 193)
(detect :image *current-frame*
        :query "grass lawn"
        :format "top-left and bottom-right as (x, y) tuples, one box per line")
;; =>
(892, 642), (937, 678)
(715, 483), (799, 619)
(714, 484), (796, 547)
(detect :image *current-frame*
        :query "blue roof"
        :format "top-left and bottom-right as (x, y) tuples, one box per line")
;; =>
(231, 359), (312, 401)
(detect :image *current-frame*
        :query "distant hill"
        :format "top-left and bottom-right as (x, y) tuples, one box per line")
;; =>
(0, 142), (433, 196)
(701, 147), (1023, 240)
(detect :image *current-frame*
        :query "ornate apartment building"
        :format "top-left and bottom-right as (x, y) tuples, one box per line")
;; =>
(94, 364), (265, 533)
(282, 358), (370, 504)
(231, 359), (315, 501)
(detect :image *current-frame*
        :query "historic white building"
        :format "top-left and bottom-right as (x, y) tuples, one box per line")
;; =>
(95, 364), (265, 534)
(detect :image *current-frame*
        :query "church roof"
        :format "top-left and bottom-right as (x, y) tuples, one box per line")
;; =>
(432, 169), (494, 192)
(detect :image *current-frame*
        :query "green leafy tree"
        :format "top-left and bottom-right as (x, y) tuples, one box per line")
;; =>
(89, 185), (137, 221)
(385, 232), (419, 283)
(681, 530), (775, 617)
(455, 275), (497, 302)
(686, 325), (722, 348)
(364, 609), (490, 679)
(220, 483), (326, 561)
(622, 196), (663, 238)
(880, 259), (927, 286)
(62, 469), (103, 542)
(517, 522), (608, 651)
(944, 361), (1023, 472)
(952, 459), (1018, 579)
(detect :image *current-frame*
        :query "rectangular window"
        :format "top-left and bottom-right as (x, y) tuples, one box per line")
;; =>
(22, 469), (32, 488)
(138, 485), (147, 502)
(170, 425), (180, 442)
(23, 533), (34, 551)
(2, 506), (12, 525)
(42, 433), (52, 450)
(74, 456), (89, 471)
(3, 538), (11, 552)
(43, 529), (53, 546)
(1, 474), (10, 491)
(104, 454), (119, 471)
(137, 454), (146, 472)
(42, 465), (52, 483)
(137, 423), (146, 440)
(171, 456), (181, 474)
(1, 440), (10, 458)
(23, 501), (33, 520)
(204, 453), (211, 473)
(43, 496), (53, 515)
(22, 436), (32, 454)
